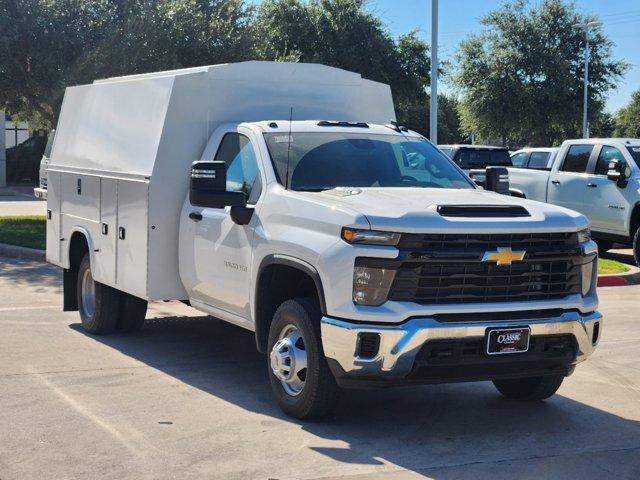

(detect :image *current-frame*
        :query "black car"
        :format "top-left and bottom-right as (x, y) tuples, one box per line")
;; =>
(438, 144), (512, 171)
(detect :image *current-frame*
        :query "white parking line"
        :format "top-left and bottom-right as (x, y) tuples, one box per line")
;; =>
(29, 367), (162, 455)
(0, 305), (59, 312)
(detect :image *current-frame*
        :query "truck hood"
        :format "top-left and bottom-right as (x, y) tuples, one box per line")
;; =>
(301, 187), (588, 233)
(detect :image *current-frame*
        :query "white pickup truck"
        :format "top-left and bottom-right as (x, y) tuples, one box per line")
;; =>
(46, 62), (602, 419)
(509, 138), (640, 264)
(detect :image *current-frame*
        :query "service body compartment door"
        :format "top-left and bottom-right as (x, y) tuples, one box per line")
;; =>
(116, 180), (148, 298)
(45, 171), (61, 264)
(92, 178), (117, 285)
(60, 174), (100, 221)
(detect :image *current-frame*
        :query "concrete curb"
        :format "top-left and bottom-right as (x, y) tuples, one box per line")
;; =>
(597, 264), (640, 287)
(0, 243), (45, 261)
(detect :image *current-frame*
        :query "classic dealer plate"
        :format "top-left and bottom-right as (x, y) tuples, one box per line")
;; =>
(486, 327), (531, 355)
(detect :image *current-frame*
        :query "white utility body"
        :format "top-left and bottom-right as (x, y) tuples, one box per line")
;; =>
(48, 62), (602, 419)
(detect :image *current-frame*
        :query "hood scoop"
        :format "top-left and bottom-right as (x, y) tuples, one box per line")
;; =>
(437, 205), (530, 218)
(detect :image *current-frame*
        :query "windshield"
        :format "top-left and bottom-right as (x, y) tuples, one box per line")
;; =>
(626, 147), (640, 167)
(263, 132), (474, 191)
(454, 149), (512, 169)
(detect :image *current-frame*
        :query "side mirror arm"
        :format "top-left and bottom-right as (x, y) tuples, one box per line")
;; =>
(230, 206), (254, 225)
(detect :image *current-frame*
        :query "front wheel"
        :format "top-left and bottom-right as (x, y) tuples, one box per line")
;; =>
(77, 254), (121, 334)
(493, 374), (564, 401)
(267, 298), (339, 419)
(633, 227), (640, 267)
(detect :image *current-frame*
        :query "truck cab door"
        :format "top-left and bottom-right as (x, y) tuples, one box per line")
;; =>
(547, 144), (595, 218)
(180, 126), (264, 323)
(587, 144), (633, 236)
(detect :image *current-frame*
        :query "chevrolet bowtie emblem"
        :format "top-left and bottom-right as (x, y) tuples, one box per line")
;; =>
(482, 247), (526, 266)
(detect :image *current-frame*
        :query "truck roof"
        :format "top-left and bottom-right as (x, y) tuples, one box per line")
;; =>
(250, 120), (422, 137)
(562, 138), (640, 147)
(439, 144), (508, 150)
(511, 147), (558, 153)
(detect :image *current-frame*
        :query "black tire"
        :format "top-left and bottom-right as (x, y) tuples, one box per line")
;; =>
(267, 298), (339, 419)
(633, 227), (640, 267)
(117, 293), (148, 333)
(493, 374), (564, 401)
(595, 239), (614, 253)
(77, 254), (120, 335)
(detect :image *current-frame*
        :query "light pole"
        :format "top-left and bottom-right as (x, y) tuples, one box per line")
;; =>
(430, 0), (438, 144)
(573, 20), (601, 139)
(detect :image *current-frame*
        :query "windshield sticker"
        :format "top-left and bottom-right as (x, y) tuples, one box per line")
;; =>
(273, 135), (293, 143)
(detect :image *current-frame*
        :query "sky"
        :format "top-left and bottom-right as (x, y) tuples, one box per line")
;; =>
(365, 0), (640, 112)
(251, 0), (640, 112)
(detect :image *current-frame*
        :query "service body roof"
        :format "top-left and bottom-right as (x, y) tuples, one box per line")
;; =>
(50, 61), (396, 177)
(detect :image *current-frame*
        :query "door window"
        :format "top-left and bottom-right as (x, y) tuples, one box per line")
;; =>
(561, 145), (593, 173)
(215, 133), (262, 203)
(510, 152), (527, 167)
(528, 152), (551, 169)
(595, 146), (625, 176)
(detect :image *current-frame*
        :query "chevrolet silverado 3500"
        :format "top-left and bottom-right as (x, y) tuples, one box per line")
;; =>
(46, 62), (602, 419)
(509, 138), (640, 265)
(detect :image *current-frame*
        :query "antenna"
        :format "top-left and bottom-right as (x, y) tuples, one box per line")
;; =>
(285, 107), (293, 189)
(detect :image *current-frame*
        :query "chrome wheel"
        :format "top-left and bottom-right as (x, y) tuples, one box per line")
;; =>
(269, 324), (307, 396)
(80, 267), (96, 318)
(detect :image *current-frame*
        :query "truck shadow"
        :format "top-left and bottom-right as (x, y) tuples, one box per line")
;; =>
(70, 313), (640, 477)
(601, 248), (636, 267)
(0, 257), (62, 293)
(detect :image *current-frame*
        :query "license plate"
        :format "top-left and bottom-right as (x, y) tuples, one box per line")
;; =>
(486, 327), (530, 355)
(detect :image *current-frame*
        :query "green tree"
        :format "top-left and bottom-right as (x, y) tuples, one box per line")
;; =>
(613, 90), (640, 138)
(0, 0), (117, 128)
(455, 0), (627, 146)
(254, 1), (425, 108)
(0, 0), (254, 128)
(254, 0), (465, 139)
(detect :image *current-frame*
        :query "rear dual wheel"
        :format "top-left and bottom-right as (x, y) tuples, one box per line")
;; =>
(77, 253), (147, 335)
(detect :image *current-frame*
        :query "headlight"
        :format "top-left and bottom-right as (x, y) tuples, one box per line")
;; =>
(341, 227), (400, 246)
(353, 266), (396, 306)
(581, 258), (595, 296)
(577, 228), (591, 243)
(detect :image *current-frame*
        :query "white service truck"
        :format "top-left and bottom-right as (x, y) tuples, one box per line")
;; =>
(47, 62), (602, 419)
(509, 138), (640, 265)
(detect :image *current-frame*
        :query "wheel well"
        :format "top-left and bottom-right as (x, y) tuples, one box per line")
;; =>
(63, 232), (89, 311)
(69, 232), (89, 271)
(255, 263), (323, 353)
(631, 203), (640, 240)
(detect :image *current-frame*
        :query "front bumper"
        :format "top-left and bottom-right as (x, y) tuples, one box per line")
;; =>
(33, 187), (47, 200)
(321, 310), (602, 387)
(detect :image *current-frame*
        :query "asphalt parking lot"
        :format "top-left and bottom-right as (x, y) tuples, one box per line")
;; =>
(1, 258), (639, 480)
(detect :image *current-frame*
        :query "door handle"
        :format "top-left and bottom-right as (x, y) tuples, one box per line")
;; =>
(189, 211), (203, 222)
(551, 180), (561, 185)
(587, 183), (598, 188)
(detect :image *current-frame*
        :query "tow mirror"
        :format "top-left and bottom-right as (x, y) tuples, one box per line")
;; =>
(606, 159), (631, 187)
(468, 167), (510, 195)
(468, 169), (486, 187)
(485, 166), (510, 195)
(190, 161), (247, 209)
